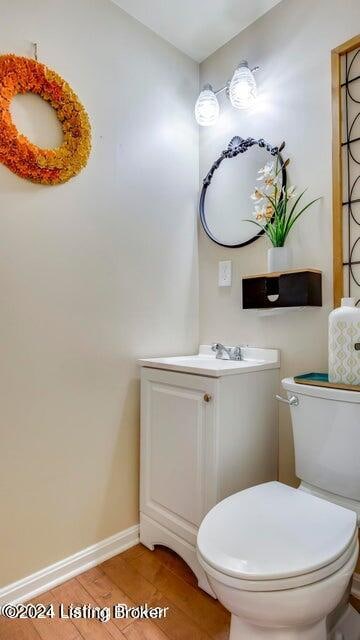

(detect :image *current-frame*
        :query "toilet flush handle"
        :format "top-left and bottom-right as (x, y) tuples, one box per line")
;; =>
(275, 394), (299, 407)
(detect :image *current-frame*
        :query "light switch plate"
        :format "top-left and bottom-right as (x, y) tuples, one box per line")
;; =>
(218, 260), (232, 287)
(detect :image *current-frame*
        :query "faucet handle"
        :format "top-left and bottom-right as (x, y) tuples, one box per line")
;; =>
(232, 346), (242, 360)
(211, 343), (242, 361)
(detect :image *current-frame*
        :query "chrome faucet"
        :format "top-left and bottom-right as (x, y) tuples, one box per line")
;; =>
(211, 343), (242, 361)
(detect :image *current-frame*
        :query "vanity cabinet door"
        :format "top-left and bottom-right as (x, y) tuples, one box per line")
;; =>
(140, 368), (217, 545)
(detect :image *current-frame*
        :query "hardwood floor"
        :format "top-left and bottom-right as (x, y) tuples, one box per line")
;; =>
(350, 594), (360, 613)
(1, 545), (359, 639)
(0, 545), (230, 640)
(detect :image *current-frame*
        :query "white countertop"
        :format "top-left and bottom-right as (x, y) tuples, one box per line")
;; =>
(139, 345), (280, 377)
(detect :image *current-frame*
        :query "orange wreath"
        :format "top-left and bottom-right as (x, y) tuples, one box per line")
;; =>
(0, 54), (91, 185)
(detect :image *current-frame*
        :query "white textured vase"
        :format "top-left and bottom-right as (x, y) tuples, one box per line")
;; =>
(329, 298), (360, 385)
(267, 247), (292, 273)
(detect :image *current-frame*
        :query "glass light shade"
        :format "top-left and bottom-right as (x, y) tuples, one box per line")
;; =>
(229, 61), (257, 110)
(195, 84), (219, 126)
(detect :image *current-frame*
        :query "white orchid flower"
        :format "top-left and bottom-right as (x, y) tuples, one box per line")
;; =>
(257, 162), (275, 180)
(250, 188), (265, 202)
(286, 185), (297, 199)
(253, 202), (274, 223)
(253, 204), (267, 223)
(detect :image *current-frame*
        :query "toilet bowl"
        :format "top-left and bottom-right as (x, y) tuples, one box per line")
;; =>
(197, 482), (359, 640)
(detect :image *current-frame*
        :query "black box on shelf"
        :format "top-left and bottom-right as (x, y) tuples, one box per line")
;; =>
(242, 269), (322, 309)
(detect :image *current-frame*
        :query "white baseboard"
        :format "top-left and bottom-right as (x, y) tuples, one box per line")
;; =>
(0, 524), (139, 607)
(352, 572), (360, 600)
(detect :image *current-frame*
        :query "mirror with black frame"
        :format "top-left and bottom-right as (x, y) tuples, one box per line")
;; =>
(199, 137), (287, 248)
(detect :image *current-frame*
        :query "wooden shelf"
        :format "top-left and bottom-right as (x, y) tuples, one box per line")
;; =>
(243, 268), (322, 280)
(242, 269), (322, 310)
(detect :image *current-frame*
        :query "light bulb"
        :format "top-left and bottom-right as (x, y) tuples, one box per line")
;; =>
(229, 61), (257, 110)
(195, 84), (219, 126)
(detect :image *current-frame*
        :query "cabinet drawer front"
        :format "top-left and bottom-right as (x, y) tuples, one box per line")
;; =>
(140, 369), (217, 540)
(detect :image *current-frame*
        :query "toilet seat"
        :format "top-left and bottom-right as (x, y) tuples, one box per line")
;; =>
(198, 531), (358, 591)
(197, 481), (358, 592)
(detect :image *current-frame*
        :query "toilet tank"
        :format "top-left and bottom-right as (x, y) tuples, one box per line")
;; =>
(282, 378), (360, 501)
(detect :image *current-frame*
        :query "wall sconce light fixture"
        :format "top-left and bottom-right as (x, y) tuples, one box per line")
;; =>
(195, 61), (259, 126)
(194, 84), (220, 127)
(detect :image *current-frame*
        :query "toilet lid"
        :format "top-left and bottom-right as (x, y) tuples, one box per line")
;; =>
(197, 482), (357, 580)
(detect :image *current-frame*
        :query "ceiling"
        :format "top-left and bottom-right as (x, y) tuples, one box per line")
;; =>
(111, 0), (282, 62)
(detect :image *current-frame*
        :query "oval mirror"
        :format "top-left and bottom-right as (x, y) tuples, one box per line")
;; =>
(199, 137), (287, 248)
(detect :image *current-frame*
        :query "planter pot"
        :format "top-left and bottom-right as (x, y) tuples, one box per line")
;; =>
(267, 247), (293, 273)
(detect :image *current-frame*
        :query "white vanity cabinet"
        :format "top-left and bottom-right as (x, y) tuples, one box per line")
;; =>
(139, 346), (280, 594)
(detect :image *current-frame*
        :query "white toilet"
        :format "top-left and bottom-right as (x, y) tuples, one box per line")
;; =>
(197, 378), (360, 640)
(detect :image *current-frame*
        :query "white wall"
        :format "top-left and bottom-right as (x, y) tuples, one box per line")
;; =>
(199, 0), (360, 485)
(0, 0), (198, 586)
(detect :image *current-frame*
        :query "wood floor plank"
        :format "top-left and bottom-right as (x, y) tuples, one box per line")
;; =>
(79, 566), (106, 583)
(151, 546), (197, 588)
(123, 620), (169, 640)
(78, 566), (136, 631)
(0, 616), (42, 640)
(31, 595), (82, 640)
(51, 578), (127, 640)
(350, 595), (360, 612)
(149, 592), (213, 640)
(101, 557), (158, 604)
(119, 545), (148, 562)
(127, 549), (229, 640)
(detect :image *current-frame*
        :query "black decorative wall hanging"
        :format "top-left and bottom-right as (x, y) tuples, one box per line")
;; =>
(342, 46), (360, 306)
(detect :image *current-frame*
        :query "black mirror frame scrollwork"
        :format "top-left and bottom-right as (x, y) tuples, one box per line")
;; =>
(199, 136), (287, 248)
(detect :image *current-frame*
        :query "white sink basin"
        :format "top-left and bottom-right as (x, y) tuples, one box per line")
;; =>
(139, 345), (280, 377)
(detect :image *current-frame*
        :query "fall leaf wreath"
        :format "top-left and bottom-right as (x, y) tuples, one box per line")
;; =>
(0, 54), (91, 185)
